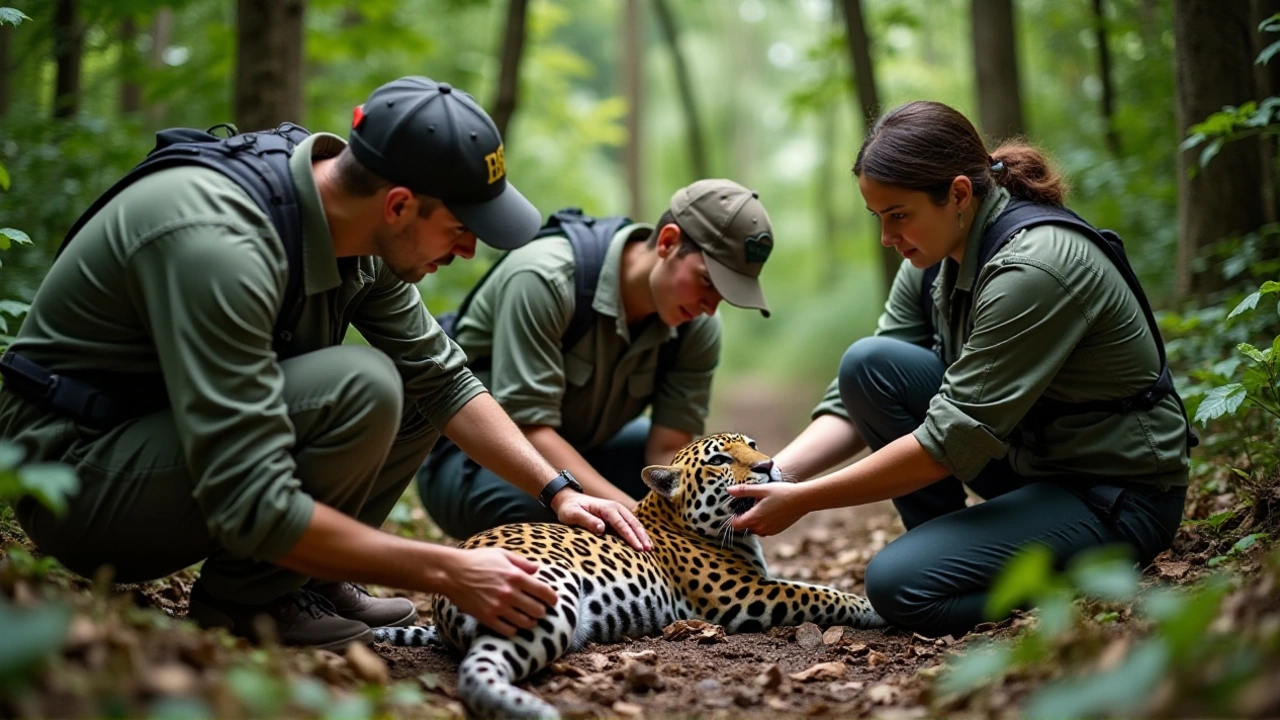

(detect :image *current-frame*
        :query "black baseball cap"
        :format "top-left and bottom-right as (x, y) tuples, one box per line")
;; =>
(347, 76), (540, 250)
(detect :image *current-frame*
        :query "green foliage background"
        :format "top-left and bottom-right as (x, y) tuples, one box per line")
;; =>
(0, 0), (1181, 405)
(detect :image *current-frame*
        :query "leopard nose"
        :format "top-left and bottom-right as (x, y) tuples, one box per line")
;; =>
(751, 460), (774, 475)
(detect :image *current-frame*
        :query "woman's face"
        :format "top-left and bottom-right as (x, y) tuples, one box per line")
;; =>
(858, 175), (972, 268)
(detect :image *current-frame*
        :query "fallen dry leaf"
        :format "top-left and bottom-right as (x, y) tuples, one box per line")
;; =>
(662, 619), (726, 643)
(865, 649), (888, 667)
(612, 700), (644, 716)
(868, 683), (901, 704)
(142, 663), (200, 696)
(618, 649), (658, 664)
(549, 661), (588, 678)
(345, 642), (388, 684)
(788, 661), (846, 682)
(828, 680), (865, 693)
(584, 652), (610, 671)
(755, 664), (784, 690)
(796, 622), (824, 649)
(822, 626), (847, 645)
(767, 697), (792, 711)
(1157, 560), (1191, 580)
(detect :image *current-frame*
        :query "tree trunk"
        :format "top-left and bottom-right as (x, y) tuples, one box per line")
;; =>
(971, 0), (1025, 142)
(653, 0), (708, 179)
(622, 0), (644, 220)
(234, 0), (306, 132)
(120, 16), (141, 115)
(838, 0), (899, 295)
(53, 0), (82, 119)
(145, 8), (175, 127)
(0, 24), (10, 117)
(1174, 0), (1268, 298)
(1093, 0), (1121, 156)
(491, 0), (528, 141)
(1252, 0), (1280, 224)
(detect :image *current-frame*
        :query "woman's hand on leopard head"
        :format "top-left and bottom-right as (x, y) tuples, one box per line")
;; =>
(727, 481), (808, 537)
(551, 490), (653, 552)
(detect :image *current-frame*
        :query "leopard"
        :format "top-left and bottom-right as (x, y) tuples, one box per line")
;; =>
(373, 433), (885, 719)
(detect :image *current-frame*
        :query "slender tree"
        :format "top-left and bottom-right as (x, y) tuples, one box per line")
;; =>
(491, 0), (528, 141)
(120, 16), (141, 115)
(53, 0), (82, 119)
(971, 0), (1025, 141)
(1174, 0), (1268, 298)
(234, 0), (306, 132)
(622, 0), (644, 219)
(1253, 0), (1280, 223)
(146, 7), (174, 127)
(838, 0), (899, 294)
(0, 23), (10, 117)
(1092, 0), (1121, 156)
(652, 0), (708, 179)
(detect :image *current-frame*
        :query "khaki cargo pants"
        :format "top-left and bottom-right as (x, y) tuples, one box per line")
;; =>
(3, 346), (434, 605)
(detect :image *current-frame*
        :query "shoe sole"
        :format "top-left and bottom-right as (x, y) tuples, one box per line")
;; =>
(383, 608), (419, 628)
(311, 627), (377, 651)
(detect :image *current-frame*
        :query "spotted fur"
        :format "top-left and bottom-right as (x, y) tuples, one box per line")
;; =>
(374, 433), (884, 719)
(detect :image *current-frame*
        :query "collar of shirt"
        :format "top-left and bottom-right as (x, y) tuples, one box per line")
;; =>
(287, 132), (348, 297)
(954, 186), (1012, 293)
(592, 222), (678, 345)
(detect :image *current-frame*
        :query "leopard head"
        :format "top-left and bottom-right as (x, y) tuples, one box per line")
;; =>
(640, 432), (783, 540)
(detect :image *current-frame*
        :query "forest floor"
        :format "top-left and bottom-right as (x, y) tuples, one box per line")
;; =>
(1, 377), (1278, 719)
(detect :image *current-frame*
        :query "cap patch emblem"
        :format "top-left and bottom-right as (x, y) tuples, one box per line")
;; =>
(484, 145), (506, 184)
(743, 232), (773, 264)
(351, 104), (366, 129)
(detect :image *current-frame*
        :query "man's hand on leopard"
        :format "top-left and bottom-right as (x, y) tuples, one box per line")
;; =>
(551, 490), (653, 552)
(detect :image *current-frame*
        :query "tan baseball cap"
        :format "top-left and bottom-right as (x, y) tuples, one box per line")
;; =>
(669, 179), (774, 317)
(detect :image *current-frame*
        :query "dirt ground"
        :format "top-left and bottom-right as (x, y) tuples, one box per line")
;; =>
(3, 377), (1275, 719)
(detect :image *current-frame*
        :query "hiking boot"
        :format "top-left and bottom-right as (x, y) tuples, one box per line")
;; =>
(308, 581), (418, 628)
(186, 582), (373, 651)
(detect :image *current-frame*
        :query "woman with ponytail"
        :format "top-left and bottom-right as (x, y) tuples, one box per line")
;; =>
(728, 101), (1191, 638)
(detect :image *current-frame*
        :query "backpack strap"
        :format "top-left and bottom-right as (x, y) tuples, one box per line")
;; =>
(554, 209), (631, 353)
(919, 263), (941, 353)
(58, 122), (311, 350)
(975, 200), (1197, 448)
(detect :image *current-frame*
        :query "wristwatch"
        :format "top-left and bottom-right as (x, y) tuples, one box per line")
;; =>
(538, 470), (583, 509)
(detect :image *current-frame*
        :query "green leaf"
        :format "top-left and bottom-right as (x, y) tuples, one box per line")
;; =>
(224, 666), (287, 716)
(1239, 343), (1267, 363)
(0, 7), (30, 27)
(0, 300), (30, 317)
(936, 641), (1014, 696)
(0, 596), (73, 686)
(1260, 11), (1280, 32)
(0, 440), (24, 471)
(1187, 508), (1237, 532)
(986, 544), (1054, 619)
(1258, 39), (1280, 66)
(1200, 138), (1225, 169)
(1035, 591), (1077, 639)
(1272, 335), (1280, 372)
(288, 676), (330, 713)
(1094, 611), (1120, 624)
(1068, 552), (1141, 602)
(1260, 280), (1280, 294)
(1178, 132), (1207, 151)
(326, 694), (374, 720)
(1228, 291), (1261, 319)
(17, 464), (80, 517)
(1231, 532), (1268, 554)
(0, 228), (31, 247)
(0, 161), (9, 192)
(1151, 577), (1231, 660)
(147, 697), (213, 720)
(1024, 639), (1169, 720)
(1194, 383), (1247, 425)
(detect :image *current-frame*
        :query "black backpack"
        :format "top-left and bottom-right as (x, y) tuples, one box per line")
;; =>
(0, 123), (313, 428)
(438, 208), (687, 373)
(58, 123), (312, 351)
(918, 200), (1197, 448)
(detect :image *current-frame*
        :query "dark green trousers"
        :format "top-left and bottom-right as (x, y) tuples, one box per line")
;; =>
(416, 417), (652, 540)
(839, 337), (1187, 638)
(7, 346), (435, 605)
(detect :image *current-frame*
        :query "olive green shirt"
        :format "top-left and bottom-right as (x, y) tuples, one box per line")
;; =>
(454, 225), (720, 451)
(0, 132), (484, 561)
(813, 188), (1189, 487)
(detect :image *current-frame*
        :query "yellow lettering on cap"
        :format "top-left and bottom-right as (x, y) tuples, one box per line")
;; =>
(484, 145), (506, 184)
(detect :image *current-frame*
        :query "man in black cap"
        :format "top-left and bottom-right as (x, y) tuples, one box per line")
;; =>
(0, 76), (649, 650)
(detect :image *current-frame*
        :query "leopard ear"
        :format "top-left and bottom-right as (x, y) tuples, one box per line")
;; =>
(641, 465), (680, 498)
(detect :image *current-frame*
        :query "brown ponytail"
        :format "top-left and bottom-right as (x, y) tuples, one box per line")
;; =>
(988, 141), (1069, 206)
(854, 101), (1069, 208)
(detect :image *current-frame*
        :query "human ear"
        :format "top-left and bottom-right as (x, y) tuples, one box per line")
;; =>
(951, 175), (974, 211)
(383, 187), (415, 224)
(655, 224), (682, 259)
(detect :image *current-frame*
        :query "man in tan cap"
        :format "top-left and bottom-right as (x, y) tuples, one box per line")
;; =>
(417, 179), (775, 538)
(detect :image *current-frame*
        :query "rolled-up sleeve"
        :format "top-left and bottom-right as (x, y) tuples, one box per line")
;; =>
(914, 258), (1090, 481)
(651, 315), (719, 434)
(353, 265), (486, 432)
(486, 269), (574, 427)
(129, 222), (312, 562)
